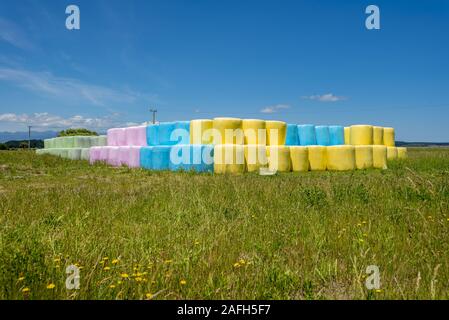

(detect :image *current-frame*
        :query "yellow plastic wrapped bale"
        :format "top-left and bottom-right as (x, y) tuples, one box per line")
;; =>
(373, 145), (388, 169)
(373, 126), (384, 145)
(266, 146), (291, 172)
(326, 146), (356, 171)
(190, 119), (214, 144)
(308, 146), (327, 171)
(214, 144), (246, 174)
(244, 145), (268, 172)
(344, 127), (351, 145)
(350, 125), (373, 145)
(397, 147), (407, 159)
(290, 146), (309, 172)
(242, 119), (266, 145)
(387, 146), (398, 160)
(212, 118), (244, 145)
(354, 145), (373, 169)
(265, 120), (287, 146)
(383, 127), (395, 146)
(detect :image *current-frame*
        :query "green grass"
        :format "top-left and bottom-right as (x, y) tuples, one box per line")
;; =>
(0, 148), (448, 300)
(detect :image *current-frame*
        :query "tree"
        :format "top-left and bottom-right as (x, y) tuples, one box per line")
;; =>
(0, 143), (8, 150)
(58, 128), (98, 137)
(19, 142), (28, 149)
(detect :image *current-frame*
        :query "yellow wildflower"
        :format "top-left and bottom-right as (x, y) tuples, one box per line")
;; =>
(180, 279), (187, 285)
(375, 289), (382, 293)
(239, 259), (246, 265)
(112, 259), (119, 265)
(103, 266), (111, 271)
(233, 262), (241, 268)
(17, 277), (25, 282)
(135, 277), (143, 282)
(22, 287), (30, 293)
(146, 293), (153, 299)
(120, 273), (129, 279)
(103, 257), (109, 261)
(53, 258), (61, 263)
(46, 283), (56, 289)
(109, 285), (116, 289)
(164, 259), (173, 264)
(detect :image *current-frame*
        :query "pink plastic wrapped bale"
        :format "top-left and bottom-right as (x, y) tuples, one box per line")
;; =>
(89, 147), (102, 164)
(129, 146), (141, 168)
(125, 126), (147, 146)
(119, 146), (131, 166)
(107, 128), (127, 146)
(107, 147), (121, 166)
(99, 147), (110, 162)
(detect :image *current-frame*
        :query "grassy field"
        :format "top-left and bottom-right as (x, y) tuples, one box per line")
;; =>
(0, 148), (448, 300)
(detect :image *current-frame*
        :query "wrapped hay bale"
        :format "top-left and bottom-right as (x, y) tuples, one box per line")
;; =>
(354, 145), (373, 169)
(151, 145), (171, 170)
(244, 145), (268, 172)
(169, 144), (214, 172)
(298, 124), (317, 146)
(344, 127), (351, 145)
(266, 120), (286, 146)
(397, 147), (407, 159)
(172, 121), (191, 145)
(373, 145), (387, 169)
(89, 147), (102, 164)
(140, 147), (153, 169)
(213, 117), (244, 145)
(80, 148), (90, 161)
(315, 125), (330, 146)
(107, 147), (121, 166)
(387, 146), (398, 160)
(329, 126), (345, 146)
(67, 148), (82, 160)
(73, 136), (92, 148)
(99, 147), (110, 163)
(308, 146), (327, 171)
(373, 126), (384, 145)
(290, 146), (309, 172)
(242, 119), (266, 145)
(190, 119), (214, 144)
(146, 124), (159, 146)
(125, 126), (147, 146)
(158, 122), (177, 145)
(214, 144), (246, 174)
(383, 127), (395, 146)
(326, 145), (356, 171)
(266, 146), (291, 172)
(285, 124), (299, 146)
(350, 125), (373, 145)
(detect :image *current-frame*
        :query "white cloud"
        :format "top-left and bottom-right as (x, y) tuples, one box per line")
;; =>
(0, 67), (159, 107)
(0, 112), (142, 130)
(0, 18), (34, 50)
(260, 104), (290, 114)
(302, 93), (346, 102)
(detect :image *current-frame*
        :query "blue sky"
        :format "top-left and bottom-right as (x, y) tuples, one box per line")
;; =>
(0, 0), (448, 141)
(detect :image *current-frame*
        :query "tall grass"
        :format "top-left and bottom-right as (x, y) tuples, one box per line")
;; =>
(0, 148), (448, 300)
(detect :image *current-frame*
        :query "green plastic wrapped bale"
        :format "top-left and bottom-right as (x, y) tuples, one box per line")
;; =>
(73, 136), (92, 148)
(67, 148), (82, 160)
(80, 148), (90, 161)
(90, 135), (107, 146)
(44, 139), (51, 149)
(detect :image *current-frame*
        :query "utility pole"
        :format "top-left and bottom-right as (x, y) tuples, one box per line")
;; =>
(28, 125), (32, 150)
(149, 108), (157, 124)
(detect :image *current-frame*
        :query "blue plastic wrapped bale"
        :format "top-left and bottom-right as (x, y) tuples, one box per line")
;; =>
(173, 121), (191, 145)
(169, 144), (214, 172)
(315, 126), (330, 146)
(158, 122), (177, 145)
(151, 145), (171, 170)
(285, 124), (299, 146)
(329, 125), (345, 146)
(146, 124), (159, 146)
(298, 124), (317, 146)
(140, 147), (153, 169)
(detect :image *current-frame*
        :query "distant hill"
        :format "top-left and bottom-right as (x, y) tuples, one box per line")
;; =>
(0, 131), (58, 143)
(396, 141), (449, 147)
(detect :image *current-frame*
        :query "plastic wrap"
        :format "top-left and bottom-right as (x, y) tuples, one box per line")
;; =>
(326, 146), (356, 171)
(298, 124), (317, 146)
(265, 120), (286, 146)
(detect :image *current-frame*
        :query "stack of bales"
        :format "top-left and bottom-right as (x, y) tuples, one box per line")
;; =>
(141, 121), (214, 173)
(36, 135), (107, 160)
(89, 126), (148, 168)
